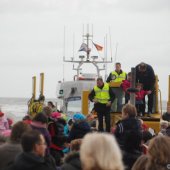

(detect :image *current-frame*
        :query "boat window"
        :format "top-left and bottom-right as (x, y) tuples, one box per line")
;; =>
(67, 100), (94, 113)
(67, 100), (81, 112)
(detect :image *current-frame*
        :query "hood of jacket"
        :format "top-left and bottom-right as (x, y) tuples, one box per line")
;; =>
(62, 152), (81, 170)
(73, 120), (90, 131)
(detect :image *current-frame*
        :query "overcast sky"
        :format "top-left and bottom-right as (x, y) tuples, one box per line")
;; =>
(0, 0), (170, 100)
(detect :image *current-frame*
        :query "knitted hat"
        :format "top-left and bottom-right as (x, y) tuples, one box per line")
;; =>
(73, 113), (86, 121)
(51, 112), (61, 119)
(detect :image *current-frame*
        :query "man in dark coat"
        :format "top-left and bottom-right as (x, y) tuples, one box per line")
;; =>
(5, 130), (56, 170)
(135, 62), (155, 116)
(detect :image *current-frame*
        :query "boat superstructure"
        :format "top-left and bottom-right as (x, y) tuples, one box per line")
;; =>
(57, 30), (112, 114)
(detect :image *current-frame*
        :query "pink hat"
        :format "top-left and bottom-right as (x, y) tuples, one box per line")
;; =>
(51, 112), (61, 119)
(0, 112), (4, 117)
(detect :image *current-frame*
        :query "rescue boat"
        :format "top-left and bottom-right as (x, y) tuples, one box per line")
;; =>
(28, 28), (170, 133)
(56, 28), (167, 133)
(57, 30), (112, 116)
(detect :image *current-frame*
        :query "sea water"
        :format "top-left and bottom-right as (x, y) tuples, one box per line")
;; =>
(0, 97), (57, 122)
(0, 97), (168, 123)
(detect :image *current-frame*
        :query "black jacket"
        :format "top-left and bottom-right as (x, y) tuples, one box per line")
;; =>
(48, 118), (68, 147)
(61, 152), (81, 170)
(114, 117), (142, 150)
(123, 150), (142, 170)
(162, 112), (170, 122)
(5, 152), (56, 170)
(135, 64), (155, 90)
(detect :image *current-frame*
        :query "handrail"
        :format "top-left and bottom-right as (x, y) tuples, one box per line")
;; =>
(155, 75), (159, 113)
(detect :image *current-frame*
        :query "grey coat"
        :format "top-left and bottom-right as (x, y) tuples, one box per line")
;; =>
(0, 141), (22, 169)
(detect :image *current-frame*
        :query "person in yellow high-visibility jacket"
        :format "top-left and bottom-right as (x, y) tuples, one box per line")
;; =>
(89, 77), (115, 132)
(106, 62), (127, 112)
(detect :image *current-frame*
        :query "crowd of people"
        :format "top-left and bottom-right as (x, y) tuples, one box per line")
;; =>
(0, 100), (169, 170)
(0, 62), (170, 170)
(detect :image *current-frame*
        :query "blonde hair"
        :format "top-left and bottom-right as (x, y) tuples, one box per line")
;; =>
(132, 155), (148, 170)
(70, 138), (82, 151)
(80, 133), (124, 170)
(122, 103), (137, 117)
(146, 136), (170, 170)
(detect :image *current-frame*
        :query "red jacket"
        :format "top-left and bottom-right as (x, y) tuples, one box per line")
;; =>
(135, 90), (149, 101)
(121, 80), (130, 92)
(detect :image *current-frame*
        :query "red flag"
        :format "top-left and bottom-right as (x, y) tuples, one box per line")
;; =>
(93, 43), (103, 51)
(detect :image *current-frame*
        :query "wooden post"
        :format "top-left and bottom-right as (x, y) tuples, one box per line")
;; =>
(82, 90), (90, 115)
(168, 75), (170, 107)
(32, 76), (36, 99)
(40, 73), (44, 96)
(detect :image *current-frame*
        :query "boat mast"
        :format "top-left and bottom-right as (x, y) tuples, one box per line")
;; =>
(63, 26), (113, 79)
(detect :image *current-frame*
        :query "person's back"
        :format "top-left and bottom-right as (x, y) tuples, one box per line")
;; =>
(0, 121), (31, 169)
(135, 63), (155, 89)
(48, 117), (68, 166)
(68, 119), (91, 142)
(122, 127), (142, 170)
(114, 104), (142, 149)
(115, 117), (142, 148)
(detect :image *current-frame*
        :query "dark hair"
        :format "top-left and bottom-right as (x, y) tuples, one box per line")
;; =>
(10, 121), (31, 143)
(136, 83), (143, 88)
(33, 112), (48, 124)
(68, 119), (73, 126)
(48, 101), (55, 108)
(22, 115), (31, 121)
(115, 62), (121, 66)
(43, 106), (52, 116)
(127, 72), (131, 76)
(38, 95), (45, 101)
(21, 130), (42, 152)
(138, 62), (147, 72)
(97, 77), (103, 81)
